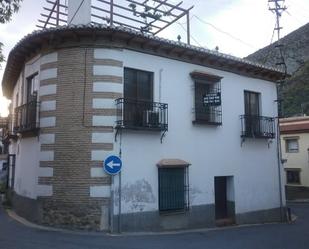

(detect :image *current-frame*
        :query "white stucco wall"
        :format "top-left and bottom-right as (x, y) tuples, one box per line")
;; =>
(93, 48), (283, 216)
(8, 52), (57, 199)
(14, 137), (40, 198)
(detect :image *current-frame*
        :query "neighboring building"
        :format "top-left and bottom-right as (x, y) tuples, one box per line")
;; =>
(0, 117), (9, 185)
(1, 1), (286, 232)
(280, 116), (309, 200)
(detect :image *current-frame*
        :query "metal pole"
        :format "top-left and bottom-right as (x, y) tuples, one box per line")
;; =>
(186, 11), (190, 45)
(56, 0), (60, 26)
(110, 175), (114, 233)
(110, 0), (114, 26)
(276, 85), (284, 222)
(118, 171), (122, 233)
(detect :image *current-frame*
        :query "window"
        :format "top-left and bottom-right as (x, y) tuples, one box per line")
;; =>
(123, 68), (154, 127)
(158, 167), (188, 212)
(14, 73), (39, 134)
(26, 74), (39, 103)
(243, 91), (261, 136)
(244, 91), (260, 116)
(286, 169), (300, 184)
(116, 68), (168, 130)
(124, 68), (153, 102)
(286, 138), (299, 153)
(191, 71), (222, 125)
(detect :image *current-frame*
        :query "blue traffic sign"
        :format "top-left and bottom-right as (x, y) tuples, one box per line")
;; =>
(104, 155), (122, 175)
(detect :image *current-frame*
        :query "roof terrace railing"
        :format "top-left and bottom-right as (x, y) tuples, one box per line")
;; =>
(38, 0), (194, 44)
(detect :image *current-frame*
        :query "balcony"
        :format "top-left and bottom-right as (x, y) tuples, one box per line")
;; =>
(14, 100), (40, 134)
(115, 98), (168, 131)
(240, 115), (275, 139)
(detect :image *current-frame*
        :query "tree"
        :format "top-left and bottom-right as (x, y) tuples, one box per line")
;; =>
(0, 0), (23, 65)
(0, 0), (22, 24)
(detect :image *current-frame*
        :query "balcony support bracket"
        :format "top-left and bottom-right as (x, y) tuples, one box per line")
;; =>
(115, 127), (121, 142)
(160, 129), (167, 144)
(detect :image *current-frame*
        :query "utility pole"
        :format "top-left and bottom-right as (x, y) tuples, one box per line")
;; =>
(269, 0), (287, 116)
(268, 0), (287, 222)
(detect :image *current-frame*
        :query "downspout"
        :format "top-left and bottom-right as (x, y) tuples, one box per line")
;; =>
(275, 84), (284, 222)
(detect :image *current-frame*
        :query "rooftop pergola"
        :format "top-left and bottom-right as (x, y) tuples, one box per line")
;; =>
(37, 0), (194, 44)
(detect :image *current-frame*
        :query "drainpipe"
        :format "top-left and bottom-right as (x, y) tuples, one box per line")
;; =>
(275, 85), (284, 222)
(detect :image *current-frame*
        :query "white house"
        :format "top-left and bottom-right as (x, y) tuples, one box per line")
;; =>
(0, 0), (286, 232)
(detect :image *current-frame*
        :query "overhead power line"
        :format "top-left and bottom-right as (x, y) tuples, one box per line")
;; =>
(193, 15), (256, 49)
(161, 5), (207, 48)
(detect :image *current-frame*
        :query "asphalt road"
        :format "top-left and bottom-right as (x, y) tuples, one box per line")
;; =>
(1, 203), (309, 249)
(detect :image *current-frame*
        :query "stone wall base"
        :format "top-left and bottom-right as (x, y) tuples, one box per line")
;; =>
(113, 205), (284, 232)
(11, 193), (285, 232)
(11, 192), (106, 231)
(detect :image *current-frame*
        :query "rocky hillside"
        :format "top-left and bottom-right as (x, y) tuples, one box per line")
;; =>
(246, 22), (309, 116)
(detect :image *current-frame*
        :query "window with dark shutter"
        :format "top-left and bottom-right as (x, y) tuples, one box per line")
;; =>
(286, 169), (301, 184)
(158, 167), (189, 212)
(116, 68), (168, 131)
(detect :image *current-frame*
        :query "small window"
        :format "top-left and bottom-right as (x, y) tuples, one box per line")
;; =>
(286, 139), (299, 153)
(191, 71), (222, 125)
(26, 74), (39, 103)
(158, 167), (189, 212)
(286, 170), (300, 184)
(244, 91), (260, 116)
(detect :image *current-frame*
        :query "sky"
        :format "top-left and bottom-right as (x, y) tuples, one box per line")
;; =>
(0, 0), (308, 117)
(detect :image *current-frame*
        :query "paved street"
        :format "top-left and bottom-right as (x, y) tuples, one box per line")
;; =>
(1, 203), (309, 249)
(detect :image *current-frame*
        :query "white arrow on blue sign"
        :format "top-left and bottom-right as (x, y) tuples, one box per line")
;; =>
(104, 155), (122, 175)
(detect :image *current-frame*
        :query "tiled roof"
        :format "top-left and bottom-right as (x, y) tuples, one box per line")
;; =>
(2, 24), (286, 97)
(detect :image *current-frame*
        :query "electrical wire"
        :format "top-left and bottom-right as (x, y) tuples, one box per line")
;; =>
(161, 5), (208, 49)
(176, 22), (206, 48)
(260, 22), (277, 64)
(284, 9), (306, 25)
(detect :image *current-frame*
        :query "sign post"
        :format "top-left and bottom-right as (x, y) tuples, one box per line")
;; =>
(104, 155), (122, 233)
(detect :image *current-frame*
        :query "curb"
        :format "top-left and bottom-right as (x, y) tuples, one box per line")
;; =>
(5, 208), (291, 237)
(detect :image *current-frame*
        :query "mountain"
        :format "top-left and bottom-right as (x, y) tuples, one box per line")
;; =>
(246, 22), (309, 116)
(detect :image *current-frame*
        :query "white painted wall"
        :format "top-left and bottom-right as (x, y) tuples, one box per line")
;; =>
(8, 52), (57, 199)
(93, 48), (283, 216)
(14, 137), (39, 199)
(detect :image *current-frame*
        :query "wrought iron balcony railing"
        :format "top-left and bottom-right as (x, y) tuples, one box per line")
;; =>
(14, 100), (40, 134)
(194, 108), (222, 125)
(116, 98), (168, 131)
(240, 115), (275, 139)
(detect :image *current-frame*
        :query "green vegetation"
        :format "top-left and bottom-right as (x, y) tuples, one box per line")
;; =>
(283, 61), (309, 116)
(0, 0), (23, 65)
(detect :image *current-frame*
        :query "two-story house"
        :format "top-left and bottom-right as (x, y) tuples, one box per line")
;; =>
(1, 0), (286, 232)
(280, 116), (309, 200)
